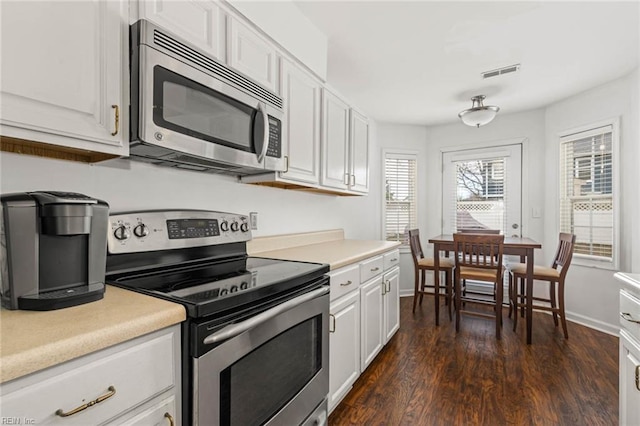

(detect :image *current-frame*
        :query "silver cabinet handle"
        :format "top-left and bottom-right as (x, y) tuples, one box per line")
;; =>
(381, 281), (387, 295)
(350, 174), (355, 186)
(204, 287), (329, 344)
(371, 267), (380, 272)
(111, 105), (119, 136)
(329, 314), (336, 333)
(386, 280), (391, 293)
(621, 312), (640, 324)
(340, 280), (353, 287)
(344, 173), (350, 185)
(390, 258), (398, 262)
(636, 365), (640, 392)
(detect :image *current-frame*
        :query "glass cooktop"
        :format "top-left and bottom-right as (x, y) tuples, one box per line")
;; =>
(108, 257), (328, 318)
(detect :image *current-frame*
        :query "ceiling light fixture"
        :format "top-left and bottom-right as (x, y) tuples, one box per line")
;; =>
(458, 95), (500, 128)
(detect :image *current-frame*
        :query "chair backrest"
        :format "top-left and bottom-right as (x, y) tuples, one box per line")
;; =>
(453, 233), (505, 274)
(408, 229), (424, 266)
(552, 233), (576, 277)
(457, 228), (501, 234)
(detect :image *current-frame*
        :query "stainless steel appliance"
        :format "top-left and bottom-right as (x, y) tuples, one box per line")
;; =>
(105, 210), (329, 426)
(0, 191), (109, 310)
(130, 20), (286, 176)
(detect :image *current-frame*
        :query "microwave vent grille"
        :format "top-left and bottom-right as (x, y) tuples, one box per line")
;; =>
(153, 30), (283, 110)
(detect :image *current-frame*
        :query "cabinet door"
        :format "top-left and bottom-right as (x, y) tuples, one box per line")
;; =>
(281, 60), (321, 184)
(620, 330), (640, 426)
(383, 267), (400, 343)
(328, 291), (360, 413)
(349, 109), (370, 193)
(137, 0), (226, 62)
(0, 0), (126, 155)
(228, 17), (278, 93)
(321, 89), (350, 191)
(360, 276), (384, 371)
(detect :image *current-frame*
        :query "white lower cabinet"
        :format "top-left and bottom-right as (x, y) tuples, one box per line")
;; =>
(0, 325), (181, 425)
(383, 266), (400, 343)
(328, 249), (400, 414)
(328, 291), (360, 413)
(360, 275), (385, 370)
(620, 330), (640, 426)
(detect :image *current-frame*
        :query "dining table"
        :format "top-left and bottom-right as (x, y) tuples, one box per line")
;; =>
(428, 234), (542, 344)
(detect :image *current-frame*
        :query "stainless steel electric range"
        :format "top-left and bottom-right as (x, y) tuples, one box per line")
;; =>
(105, 210), (329, 426)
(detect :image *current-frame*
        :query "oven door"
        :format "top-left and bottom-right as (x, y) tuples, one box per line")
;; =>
(193, 285), (329, 426)
(135, 42), (284, 172)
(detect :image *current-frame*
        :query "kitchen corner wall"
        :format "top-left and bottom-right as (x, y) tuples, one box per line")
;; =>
(0, 121), (382, 241)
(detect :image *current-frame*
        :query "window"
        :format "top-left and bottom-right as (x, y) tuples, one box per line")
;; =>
(383, 151), (417, 245)
(559, 121), (618, 267)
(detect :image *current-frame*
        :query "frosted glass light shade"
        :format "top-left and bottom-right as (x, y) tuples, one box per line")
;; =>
(458, 95), (500, 128)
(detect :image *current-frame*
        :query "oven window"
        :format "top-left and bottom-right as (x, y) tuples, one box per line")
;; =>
(152, 66), (255, 153)
(220, 315), (322, 426)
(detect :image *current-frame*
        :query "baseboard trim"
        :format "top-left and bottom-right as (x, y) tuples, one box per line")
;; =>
(399, 290), (620, 336)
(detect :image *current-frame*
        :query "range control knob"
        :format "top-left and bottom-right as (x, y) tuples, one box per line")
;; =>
(220, 221), (229, 232)
(113, 225), (130, 241)
(230, 221), (239, 232)
(230, 285), (238, 293)
(133, 224), (149, 238)
(240, 223), (249, 232)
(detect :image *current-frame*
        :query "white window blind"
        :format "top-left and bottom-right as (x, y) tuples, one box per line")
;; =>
(384, 152), (417, 244)
(559, 124), (615, 263)
(452, 157), (507, 233)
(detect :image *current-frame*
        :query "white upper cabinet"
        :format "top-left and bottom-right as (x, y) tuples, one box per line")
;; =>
(0, 0), (127, 156)
(321, 88), (371, 194)
(280, 60), (322, 184)
(137, 0), (226, 62)
(228, 16), (278, 93)
(349, 109), (370, 194)
(321, 89), (350, 191)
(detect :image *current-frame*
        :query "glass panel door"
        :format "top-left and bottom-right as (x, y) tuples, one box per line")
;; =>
(442, 144), (522, 236)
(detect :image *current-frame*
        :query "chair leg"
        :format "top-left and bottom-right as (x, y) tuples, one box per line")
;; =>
(446, 270), (453, 321)
(508, 272), (513, 319)
(519, 277), (526, 318)
(558, 280), (569, 339)
(512, 274), (519, 332)
(419, 270), (426, 307)
(496, 278), (503, 340)
(549, 281), (559, 326)
(412, 269), (420, 313)
(454, 270), (461, 333)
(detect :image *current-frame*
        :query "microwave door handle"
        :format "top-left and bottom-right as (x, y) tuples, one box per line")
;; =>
(203, 286), (329, 345)
(255, 103), (269, 163)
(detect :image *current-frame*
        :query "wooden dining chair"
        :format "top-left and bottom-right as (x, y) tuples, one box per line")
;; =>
(453, 233), (505, 339)
(508, 233), (576, 339)
(457, 228), (501, 234)
(408, 229), (454, 322)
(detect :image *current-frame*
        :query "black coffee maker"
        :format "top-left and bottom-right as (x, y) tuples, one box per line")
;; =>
(0, 191), (109, 310)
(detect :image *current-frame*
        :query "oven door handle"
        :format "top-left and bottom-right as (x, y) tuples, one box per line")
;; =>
(203, 286), (329, 345)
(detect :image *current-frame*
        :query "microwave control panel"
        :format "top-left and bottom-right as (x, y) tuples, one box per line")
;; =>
(108, 210), (250, 254)
(266, 117), (281, 158)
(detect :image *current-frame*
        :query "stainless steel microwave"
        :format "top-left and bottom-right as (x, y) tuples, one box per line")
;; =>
(129, 20), (286, 175)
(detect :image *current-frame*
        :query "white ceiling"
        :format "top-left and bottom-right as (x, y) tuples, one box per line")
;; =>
(293, 1), (640, 126)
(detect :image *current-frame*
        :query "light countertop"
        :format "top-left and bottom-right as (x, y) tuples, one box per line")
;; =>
(252, 238), (401, 270)
(0, 285), (185, 383)
(615, 272), (640, 295)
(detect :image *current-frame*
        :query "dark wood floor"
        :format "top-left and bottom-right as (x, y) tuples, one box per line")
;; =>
(329, 296), (618, 425)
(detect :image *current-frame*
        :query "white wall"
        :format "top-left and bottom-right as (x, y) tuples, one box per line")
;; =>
(0, 145), (381, 240)
(544, 69), (639, 333)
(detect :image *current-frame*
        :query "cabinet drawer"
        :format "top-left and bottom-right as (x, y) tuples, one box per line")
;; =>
(383, 250), (400, 270)
(1, 332), (176, 425)
(329, 264), (360, 301)
(115, 396), (176, 426)
(621, 289), (640, 342)
(360, 256), (384, 283)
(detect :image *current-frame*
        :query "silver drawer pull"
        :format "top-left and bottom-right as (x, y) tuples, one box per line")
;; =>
(636, 365), (640, 392)
(329, 314), (336, 333)
(340, 280), (353, 287)
(371, 267), (380, 272)
(621, 312), (640, 324)
(390, 258), (398, 262)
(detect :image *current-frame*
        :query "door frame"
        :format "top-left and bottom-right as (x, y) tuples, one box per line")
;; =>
(439, 137), (530, 238)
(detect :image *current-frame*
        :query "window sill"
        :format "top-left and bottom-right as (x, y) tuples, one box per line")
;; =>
(571, 256), (618, 271)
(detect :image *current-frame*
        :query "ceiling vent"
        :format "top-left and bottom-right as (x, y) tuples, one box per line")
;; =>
(482, 64), (520, 79)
